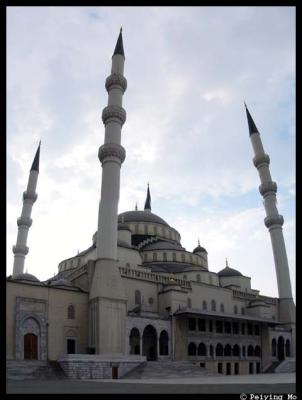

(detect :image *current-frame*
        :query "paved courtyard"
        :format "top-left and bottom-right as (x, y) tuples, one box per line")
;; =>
(7, 373), (296, 394)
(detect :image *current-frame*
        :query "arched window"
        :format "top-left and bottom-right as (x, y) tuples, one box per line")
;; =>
(241, 307), (245, 315)
(211, 300), (216, 311)
(187, 298), (192, 308)
(286, 340), (290, 357)
(159, 330), (169, 355)
(163, 252), (167, 261)
(144, 253), (148, 261)
(181, 253), (185, 262)
(220, 303), (224, 313)
(172, 253), (176, 262)
(68, 305), (75, 319)
(144, 225), (148, 234)
(135, 224), (139, 234)
(154, 226), (158, 235)
(216, 343), (223, 357)
(209, 275), (213, 285)
(129, 328), (140, 355)
(135, 290), (141, 305)
(148, 297), (154, 305)
(234, 305), (238, 314)
(153, 252), (157, 261)
(183, 275), (187, 281)
(202, 300), (207, 310)
(126, 263), (130, 268)
(188, 342), (196, 356)
(272, 339), (277, 357)
(224, 344), (232, 356)
(189, 255), (193, 263)
(198, 343), (206, 356)
(254, 345), (261, 357)
(233, 344), (241, 357)
(196, 274), (201, 282)
(248, 345), (254, 357)
(225, 321), (231, 334)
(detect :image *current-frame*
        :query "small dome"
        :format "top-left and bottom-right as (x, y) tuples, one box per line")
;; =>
(217, 267), (243, 277)
(14, 273), (40, 282)
(193, 245), (207, 254)
(50, 278), (73, 287)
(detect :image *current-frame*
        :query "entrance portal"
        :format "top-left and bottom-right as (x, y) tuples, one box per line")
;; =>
(277, 336), (285, 361)
(142, 325), (157, 361)
(24, 333), (38, 360)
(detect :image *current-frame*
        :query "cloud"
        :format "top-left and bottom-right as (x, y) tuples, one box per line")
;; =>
(7, 7), (295, 300)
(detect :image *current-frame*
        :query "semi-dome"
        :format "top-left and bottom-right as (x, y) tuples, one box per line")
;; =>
(142, 240), (184, 251)
(13, 272), (40, 282)
(118, 210), (170, 227)
(217, 266), (243, 277)
(50, 278), (73, 287)
(118, 222), (131, 231)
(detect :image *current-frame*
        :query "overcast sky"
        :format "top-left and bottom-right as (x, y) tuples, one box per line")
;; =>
(7, 6), (295, 300)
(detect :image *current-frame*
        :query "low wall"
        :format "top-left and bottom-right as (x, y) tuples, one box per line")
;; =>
(58, 354), (146, 379)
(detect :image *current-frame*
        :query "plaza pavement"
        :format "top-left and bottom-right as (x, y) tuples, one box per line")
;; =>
(6, 373), (296, 394)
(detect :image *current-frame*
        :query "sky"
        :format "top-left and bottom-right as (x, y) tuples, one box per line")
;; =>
(7, 6), (295, 300)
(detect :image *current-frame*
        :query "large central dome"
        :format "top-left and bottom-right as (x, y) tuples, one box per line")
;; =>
(118, 210), (169, 227)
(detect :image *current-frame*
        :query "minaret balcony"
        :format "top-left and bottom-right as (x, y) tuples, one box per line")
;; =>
(102, 105), (126, 126)
(12, 244), (29, 255)
(264, 215), (284, 228)
(23, 191), (38, 202)
(253, 153), (270, 168)
(17, 217), (32, 228)
(98, 143), (126, 164)
(259, 181), (277, 196)
(105, 73), (127, 93)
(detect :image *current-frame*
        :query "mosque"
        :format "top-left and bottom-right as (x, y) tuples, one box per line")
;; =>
(6, 30), (295, 379)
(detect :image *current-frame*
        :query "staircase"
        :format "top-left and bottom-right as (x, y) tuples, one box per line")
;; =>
(122, 360), (219, 379)
(6, 360), (67, 380)
(264, 359), (296, 373)
(275, 359), (296, 373)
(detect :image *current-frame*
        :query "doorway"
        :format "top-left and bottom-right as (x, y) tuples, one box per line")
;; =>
(277, 337), (285, 361)
(142, 325), (157, 361)
(67, 338), (76, 354)
(24, 333), (38, 360)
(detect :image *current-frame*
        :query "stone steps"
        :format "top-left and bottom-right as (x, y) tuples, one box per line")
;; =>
(6, 360), (67, 380)
(123, 360), (219, 379)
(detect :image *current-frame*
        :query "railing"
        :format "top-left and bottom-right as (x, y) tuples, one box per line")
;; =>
(119, 266), (191, 288)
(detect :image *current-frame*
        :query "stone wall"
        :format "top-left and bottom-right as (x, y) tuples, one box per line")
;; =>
(58, 354), (146, 379)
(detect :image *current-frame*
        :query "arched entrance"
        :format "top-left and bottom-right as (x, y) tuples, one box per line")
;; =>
(142, 325), (157, 361)
(129, 328), (140, 355)
(159, 330), (169, 355)
(24, 333), (38, 360)
(277, 337), (285, 361)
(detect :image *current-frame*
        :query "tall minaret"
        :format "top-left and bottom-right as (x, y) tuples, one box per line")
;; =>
(89, 29), (127, 355)
(245, 104), (295, 328)
(12, 142), (41, 277)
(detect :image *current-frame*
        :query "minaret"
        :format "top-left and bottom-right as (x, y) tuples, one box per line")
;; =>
(12, 142), (40, 277)
(89, 29), (127, 355)
(144, 183), (151, 212)
(245, 104), (295, 327)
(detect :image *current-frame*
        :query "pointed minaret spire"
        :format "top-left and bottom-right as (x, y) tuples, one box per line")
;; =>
(135, 202), (138, 211)
(113, 27), (125, 57)
(198, 238), (200, 246)
(226, 258), (229, 268)
(31, 141), (41, 172)
(12, 143), (40, 277)
(144, 183), (151, 212)
(244, 103), (259, 136)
